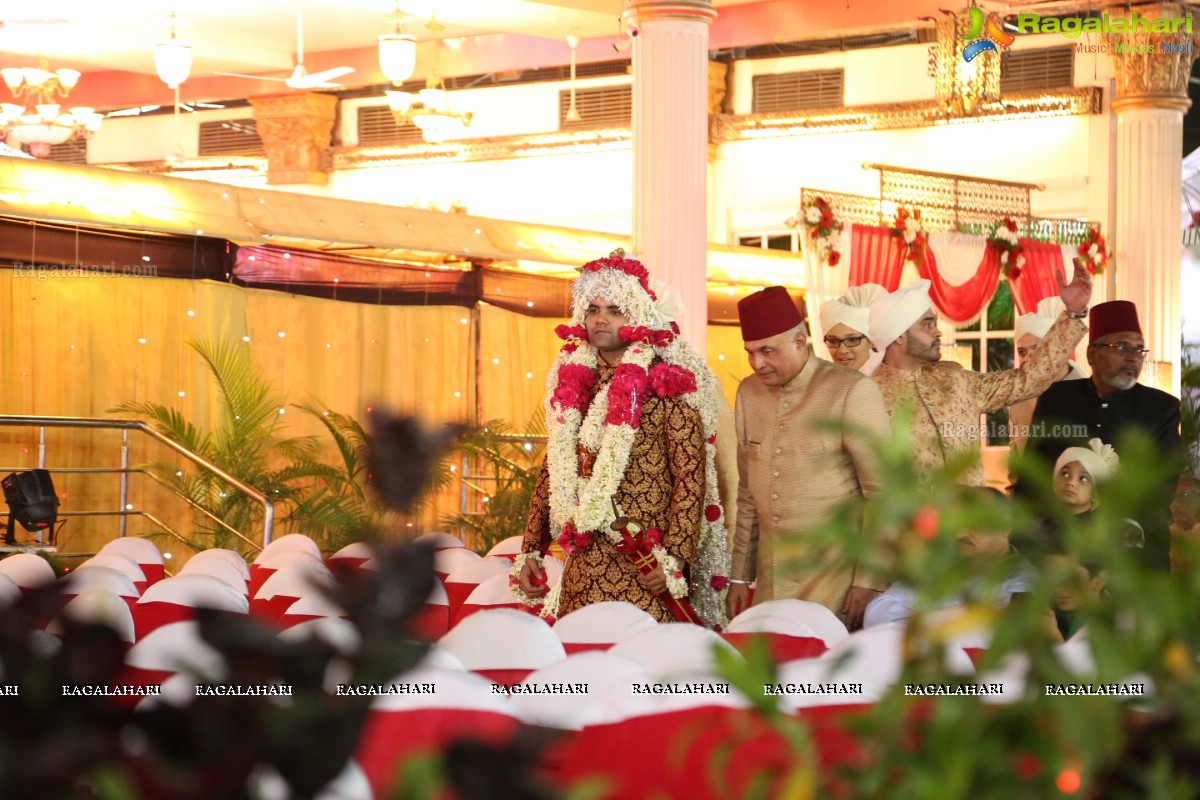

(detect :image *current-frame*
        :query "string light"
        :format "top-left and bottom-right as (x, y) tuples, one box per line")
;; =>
(177, 391), (186, 397)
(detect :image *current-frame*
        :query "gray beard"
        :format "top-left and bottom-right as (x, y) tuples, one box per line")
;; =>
(1099, 372), (1138, 392)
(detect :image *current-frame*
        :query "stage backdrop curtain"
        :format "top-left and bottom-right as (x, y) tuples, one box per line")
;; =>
(1006, 238), (1071, 316)
(847, 224), (905, 292)
(917, 231), (1000, 326)
(0, 275), (473, 559)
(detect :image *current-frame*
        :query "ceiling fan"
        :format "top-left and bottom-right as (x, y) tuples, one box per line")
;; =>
(0, 17), (67, 30)
(217, 0), (353, 90)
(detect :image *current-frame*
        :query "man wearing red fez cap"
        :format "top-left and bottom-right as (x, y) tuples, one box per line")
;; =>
(1027, 299), (1182, 571)
(728, 286), (891, 630)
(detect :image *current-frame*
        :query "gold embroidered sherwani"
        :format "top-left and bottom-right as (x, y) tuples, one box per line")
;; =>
(522, 360), (706, 622)
(731, 355), (891, 615)
(872, 313), (1087, 486)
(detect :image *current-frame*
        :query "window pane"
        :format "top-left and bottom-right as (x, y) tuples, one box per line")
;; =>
(767, 234), (794, 251)
(958, 317), (981, 333)
(949, 339), (980, 370)
(987, 338), (1014, 374)
(739, 236), (763, 248)
(988, 280), (1015, 331)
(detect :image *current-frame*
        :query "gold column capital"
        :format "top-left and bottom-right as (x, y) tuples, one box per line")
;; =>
(1103, 2), (1200, 106)
(622, 0), (717, 26)
(249, 92), (338, 186)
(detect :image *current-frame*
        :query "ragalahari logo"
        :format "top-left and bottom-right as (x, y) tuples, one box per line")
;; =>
(959, 7), (1018, 62)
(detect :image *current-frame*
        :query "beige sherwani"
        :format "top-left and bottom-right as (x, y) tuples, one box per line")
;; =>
(872, 312), (1087, 486)
(731, 355), (891, 615)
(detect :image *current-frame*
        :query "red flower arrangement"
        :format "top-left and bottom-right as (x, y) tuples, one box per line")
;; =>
(1077, 229), (1108, 274)
(795, 196), (843, 268)
(891, 206), (928, 264)
(647, 363), (697, 398)
(989, 216), (1026, 279)
(619, 325), (675, 347)
(580, 249), (656, 300)
(551, 363), (597, 414)
(710, 575), (729, 591)
(604, 363), (650, 427)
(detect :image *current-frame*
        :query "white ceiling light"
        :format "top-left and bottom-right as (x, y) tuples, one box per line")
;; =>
(379, 2), (417, 85)
(154, 11), (193, 89)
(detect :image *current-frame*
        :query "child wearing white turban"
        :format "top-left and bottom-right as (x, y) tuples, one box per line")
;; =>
(818, 283), (887, 372)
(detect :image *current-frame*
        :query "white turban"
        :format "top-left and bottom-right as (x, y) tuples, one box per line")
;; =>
(864, 279), (933, 376)
(1055, 438), (1119, 483)
(819, 283), (888, 338)
(1015, 296), (1065, 342)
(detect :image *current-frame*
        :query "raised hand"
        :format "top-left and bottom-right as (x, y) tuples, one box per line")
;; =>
(1057, 256), (1094, 316)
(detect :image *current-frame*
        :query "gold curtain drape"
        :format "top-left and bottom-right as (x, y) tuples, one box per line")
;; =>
(0, 274), (755, 560)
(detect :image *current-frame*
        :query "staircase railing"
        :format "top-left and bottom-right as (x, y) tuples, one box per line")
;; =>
(0, 415), (273, 551)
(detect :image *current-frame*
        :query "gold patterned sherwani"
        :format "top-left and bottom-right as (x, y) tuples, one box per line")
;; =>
(872, 312), (1087, 486)
(522, 360), (706, 622)
(731, 355), (891, 615)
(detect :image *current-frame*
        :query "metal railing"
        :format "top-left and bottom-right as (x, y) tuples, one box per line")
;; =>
(0, 416), (273, 551)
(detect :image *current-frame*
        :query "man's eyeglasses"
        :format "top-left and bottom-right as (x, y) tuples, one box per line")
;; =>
(1089, 342), (1149, 357)
(823, 334), (867, 348)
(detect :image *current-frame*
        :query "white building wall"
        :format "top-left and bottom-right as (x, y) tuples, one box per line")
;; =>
(82, 36), (1111, 247)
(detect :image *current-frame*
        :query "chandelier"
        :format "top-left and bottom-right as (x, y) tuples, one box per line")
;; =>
(385, 72), (473, 143)
(378, 2), (417, 85)
(925, 9), (1002, 117)
(0, 60), (102, 157)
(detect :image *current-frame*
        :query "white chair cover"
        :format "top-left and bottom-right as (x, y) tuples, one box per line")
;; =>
(553, 601), (658, 652)
(732, 599), (849, 648)
(0, 552), (56, 589)
(608, 623), (740, 682)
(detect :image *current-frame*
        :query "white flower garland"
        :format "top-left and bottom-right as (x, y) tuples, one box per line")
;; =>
(652, 547), (689, 599)
(508, 552), (548, 609)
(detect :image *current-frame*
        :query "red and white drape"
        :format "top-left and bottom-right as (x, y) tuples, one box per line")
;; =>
(803, 225), (1100, 348)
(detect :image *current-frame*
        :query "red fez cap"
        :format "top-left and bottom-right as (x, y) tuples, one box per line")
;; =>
(1088, 300), (1141, 343)
(738, 286), (803, 341)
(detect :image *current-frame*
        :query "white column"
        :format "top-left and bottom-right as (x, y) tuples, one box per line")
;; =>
(1112, 102), (1187, 396)
(1105, 2), (1200, 398)
(624, 0), (716, 351)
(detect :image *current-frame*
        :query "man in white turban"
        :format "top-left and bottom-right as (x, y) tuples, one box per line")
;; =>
(1007, 296), (1086, 456)
(819, 283), (888, 372)
(866, 260), (1093, 486)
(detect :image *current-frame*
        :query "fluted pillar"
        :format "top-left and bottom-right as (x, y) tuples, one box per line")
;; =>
(623, 0), (716, 351)
(1105, 3), (1200, 396)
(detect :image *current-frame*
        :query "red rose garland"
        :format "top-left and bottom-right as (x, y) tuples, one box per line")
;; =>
(648, 363), (697, 398)
(551, 364), (596, 415)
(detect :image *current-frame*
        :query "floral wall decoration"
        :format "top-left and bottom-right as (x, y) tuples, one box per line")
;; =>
(990, 216), (1026, 279)
(891, 206), (928, 264)
(1077, 229), (1108, 274)
(791, 196), (844, 267)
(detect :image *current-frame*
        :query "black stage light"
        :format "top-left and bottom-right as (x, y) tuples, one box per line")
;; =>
(2, 469), (59, 545)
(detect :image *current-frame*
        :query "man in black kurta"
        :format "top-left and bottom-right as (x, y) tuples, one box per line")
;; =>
(1026, 301), (1182, 570)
